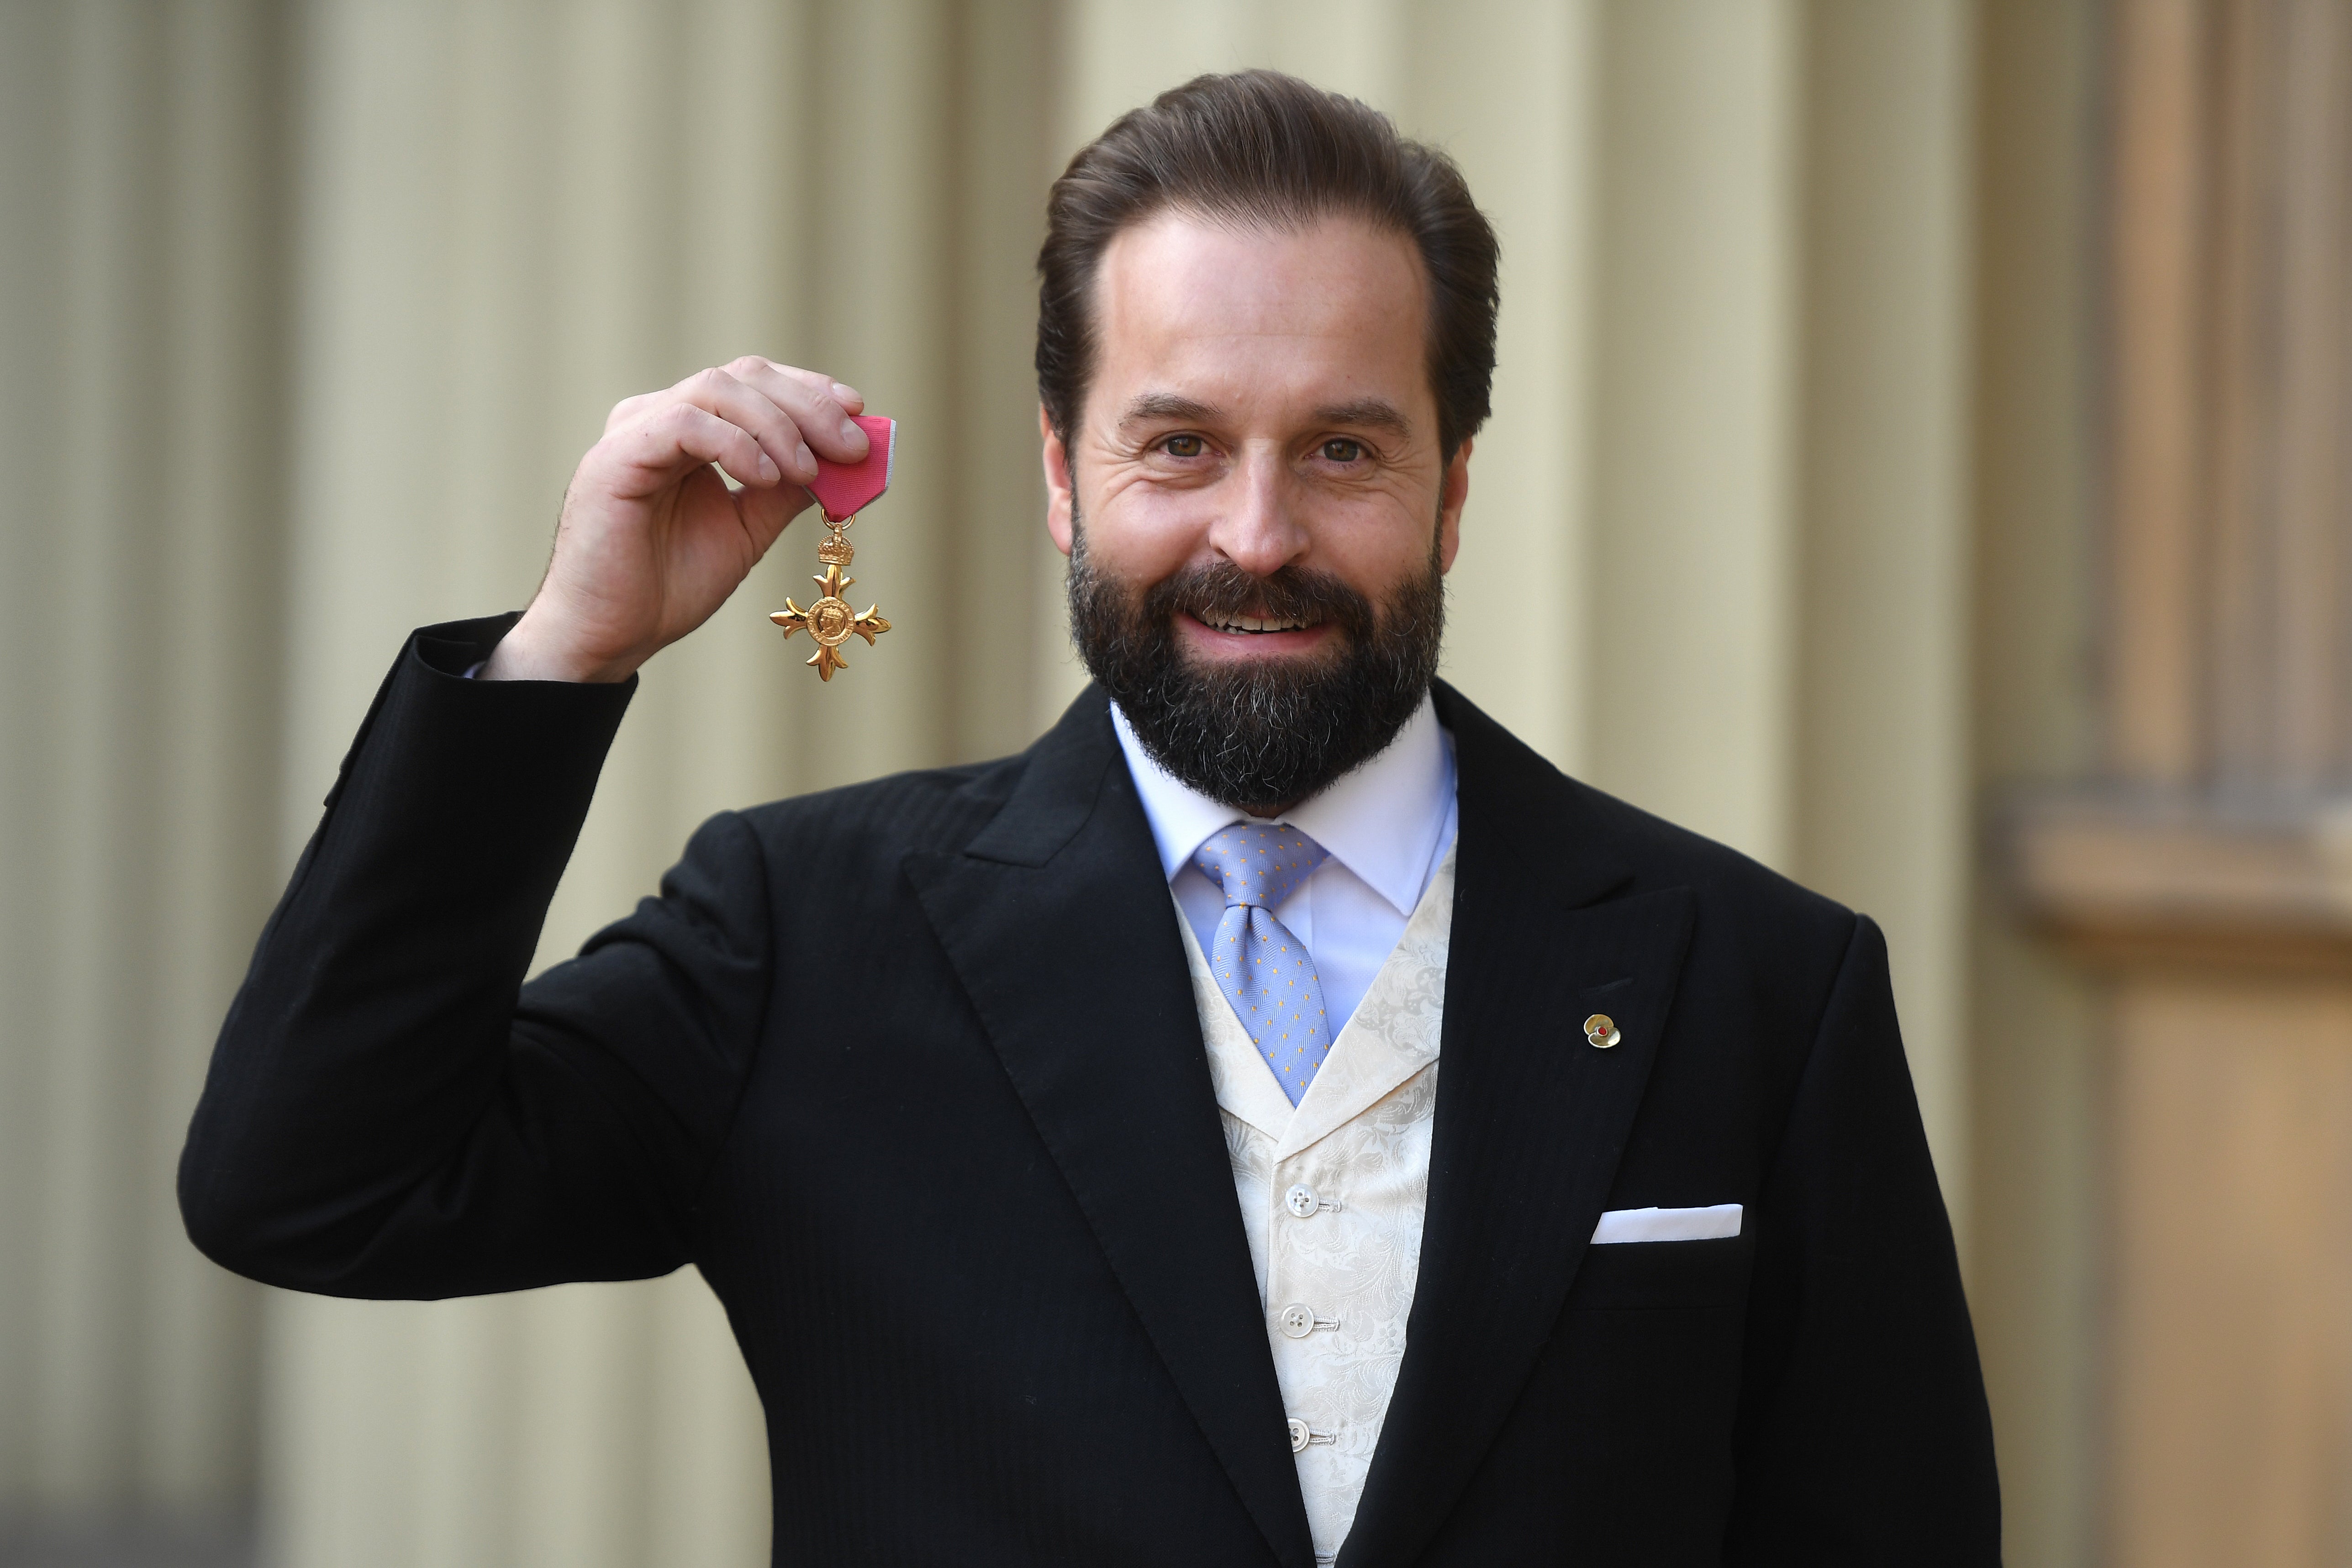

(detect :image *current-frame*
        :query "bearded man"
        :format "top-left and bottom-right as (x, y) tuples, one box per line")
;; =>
(182, 71), (1998, 1567)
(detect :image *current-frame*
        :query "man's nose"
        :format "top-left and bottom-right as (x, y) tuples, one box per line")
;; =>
(1207, 448), (1309, 577)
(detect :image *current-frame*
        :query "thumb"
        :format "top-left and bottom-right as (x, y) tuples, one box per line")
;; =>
(735, 479), (815, 559)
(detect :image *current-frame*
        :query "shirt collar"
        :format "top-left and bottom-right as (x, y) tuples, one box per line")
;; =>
(1110, 693), (1455, 920)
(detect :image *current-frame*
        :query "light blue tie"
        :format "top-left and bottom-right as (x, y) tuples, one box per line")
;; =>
(1193, 824), (1332, 1106)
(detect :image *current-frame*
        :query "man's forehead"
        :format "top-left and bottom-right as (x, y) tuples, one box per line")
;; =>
(1088, 212), (1431, 420)
(1096, 211), (1424, 322)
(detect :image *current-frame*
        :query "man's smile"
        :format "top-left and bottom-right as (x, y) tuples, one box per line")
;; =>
(1197, 611), (1317, 634)
(1180, 611), (1333, 656)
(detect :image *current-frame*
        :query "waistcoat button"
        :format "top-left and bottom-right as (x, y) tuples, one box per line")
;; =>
(1276, 1303), (1317, 1338)
(1285, 1183), (1320, 1218)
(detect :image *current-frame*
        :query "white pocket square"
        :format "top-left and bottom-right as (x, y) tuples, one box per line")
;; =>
(1590, 1204), (1743, 1244)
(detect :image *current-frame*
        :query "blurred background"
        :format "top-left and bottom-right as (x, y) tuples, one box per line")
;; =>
(0, 0), (2345, 1564)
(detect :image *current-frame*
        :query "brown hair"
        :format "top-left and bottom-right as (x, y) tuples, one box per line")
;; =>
(1036, 70), (1501, 459)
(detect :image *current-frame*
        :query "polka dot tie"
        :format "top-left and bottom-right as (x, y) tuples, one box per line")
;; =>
(1193, 824), (1332, 1106)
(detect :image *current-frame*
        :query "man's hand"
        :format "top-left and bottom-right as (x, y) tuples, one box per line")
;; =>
(484, 358), (871, 683)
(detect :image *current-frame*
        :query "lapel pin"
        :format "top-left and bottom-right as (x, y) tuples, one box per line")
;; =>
(1583, 1013), (1621, 1050)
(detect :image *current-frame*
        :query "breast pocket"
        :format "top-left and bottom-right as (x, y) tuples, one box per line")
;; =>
(1533, 1233), (1752, 1536)
(1563, 1234), (1752, 1312)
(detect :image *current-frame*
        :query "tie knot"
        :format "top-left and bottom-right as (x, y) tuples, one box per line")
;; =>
(1192, 824), (1329, 913)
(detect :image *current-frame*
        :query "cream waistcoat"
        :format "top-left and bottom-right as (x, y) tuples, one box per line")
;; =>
(1175, 844), (1457, 1564)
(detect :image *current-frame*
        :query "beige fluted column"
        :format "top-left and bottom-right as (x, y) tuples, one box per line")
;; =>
(0, 0), (279, 1544)
(1587, 0), (1804, 865)
(1967, 4), (2100, 1565)
(1790, 0), (1975, 1218)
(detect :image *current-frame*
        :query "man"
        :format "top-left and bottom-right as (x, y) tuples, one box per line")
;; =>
(183, 71), (1998, 1565)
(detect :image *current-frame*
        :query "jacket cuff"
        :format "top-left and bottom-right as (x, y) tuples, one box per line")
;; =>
(414, 610), (526, 679)
(318, 613), (637, 819)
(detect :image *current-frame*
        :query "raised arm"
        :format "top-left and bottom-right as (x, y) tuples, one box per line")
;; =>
(179, 359), (865, 1297)
(487, 357), (870, 683)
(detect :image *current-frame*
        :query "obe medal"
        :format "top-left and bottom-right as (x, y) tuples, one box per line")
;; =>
(771, 413), (896, 681)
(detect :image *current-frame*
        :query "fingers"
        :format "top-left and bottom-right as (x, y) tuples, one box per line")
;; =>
(733, 357), (863, 415)
(673, 365), (824, 483)
(716, 356), (870, 464)
(728, 459), (813, 549)
(619, 401), (783, 494)
(599, 359), (870, 494)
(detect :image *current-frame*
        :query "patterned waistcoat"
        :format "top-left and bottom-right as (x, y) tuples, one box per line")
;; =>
(1175, 845), (1457, 1563)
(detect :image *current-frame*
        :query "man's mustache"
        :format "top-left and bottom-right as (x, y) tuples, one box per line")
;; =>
(1144, 561), (1376, 635)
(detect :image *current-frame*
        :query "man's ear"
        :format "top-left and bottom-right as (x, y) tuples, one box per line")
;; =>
(1436, 436), (1471, 575)
(1042, 405), (1075, 558)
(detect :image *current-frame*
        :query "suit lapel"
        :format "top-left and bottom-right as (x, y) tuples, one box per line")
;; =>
(905, 688), (1316, 1568)
(1337, 686), (1698, 1568)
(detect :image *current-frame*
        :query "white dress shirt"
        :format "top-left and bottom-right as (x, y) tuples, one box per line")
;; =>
(1110, 696), (1458, 1032)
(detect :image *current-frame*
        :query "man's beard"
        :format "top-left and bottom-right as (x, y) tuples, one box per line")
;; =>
(1066, 518), (1445, 813)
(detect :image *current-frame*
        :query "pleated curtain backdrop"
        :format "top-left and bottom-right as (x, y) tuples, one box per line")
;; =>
(0, 4), (1997, 1565)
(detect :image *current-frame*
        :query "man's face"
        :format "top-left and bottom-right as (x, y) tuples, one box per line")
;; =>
(1043, 211), (1471, 811)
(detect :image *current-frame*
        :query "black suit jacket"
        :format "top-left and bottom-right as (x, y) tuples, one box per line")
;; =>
(181, 615), (1999, 1566)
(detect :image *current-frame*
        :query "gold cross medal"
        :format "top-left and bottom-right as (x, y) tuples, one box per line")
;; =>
(771, 413), (895, 681)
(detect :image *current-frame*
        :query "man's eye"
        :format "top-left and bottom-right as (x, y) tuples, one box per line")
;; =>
(1321, 438), (1365, 462)
(1162, 434), (1206, 458)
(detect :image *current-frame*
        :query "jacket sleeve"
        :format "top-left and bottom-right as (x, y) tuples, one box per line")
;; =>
(178, 615), (775, 1299)
(1723, 914), (2002, 1564)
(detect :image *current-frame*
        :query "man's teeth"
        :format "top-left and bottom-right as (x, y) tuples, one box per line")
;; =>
(1206, 614), (1313, 634)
